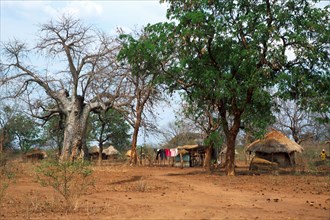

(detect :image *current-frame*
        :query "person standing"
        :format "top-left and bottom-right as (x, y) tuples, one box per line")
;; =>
(320, 149), (327, 161)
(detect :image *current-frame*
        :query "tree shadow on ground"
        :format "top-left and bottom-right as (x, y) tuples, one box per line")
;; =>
(110, 175), (142, 184)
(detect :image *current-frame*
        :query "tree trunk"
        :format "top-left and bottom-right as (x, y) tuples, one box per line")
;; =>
(180, 153), (183, 169)
(98, 143), (103, 166)
(225, 133), (237, 176)
(203, 146), (213, 171)
(130, 110), (142, 165)
(0, 129), (4, 153)
(60, 98), (89, 162)
(244, 132), (253, 165)
(130, 128), (138, 165)
(224, 114), (241, 176)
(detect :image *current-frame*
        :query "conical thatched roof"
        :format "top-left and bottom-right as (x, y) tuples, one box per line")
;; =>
(103, 145), (119, 156)
(246, 130), (304, 154)
(177, 145), (198, 150)
(90, 145), (119, 155)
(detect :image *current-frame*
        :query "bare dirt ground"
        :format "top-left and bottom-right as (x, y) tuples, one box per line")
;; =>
(1, 161), (329, 220)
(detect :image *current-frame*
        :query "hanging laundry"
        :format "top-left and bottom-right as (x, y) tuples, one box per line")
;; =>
(170, 148), (178, 157)
(159, 149), (166, 160)
(165, 149), (171, 157)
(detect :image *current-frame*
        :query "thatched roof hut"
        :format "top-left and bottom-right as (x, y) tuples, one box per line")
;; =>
(246, 130), (304, 154)
(25, 148), (47, 161)
(89, 145), (119, 160)
(177, 145), (197, 155)
(246, 130), (303, 167)
(103, 145), (119, 156)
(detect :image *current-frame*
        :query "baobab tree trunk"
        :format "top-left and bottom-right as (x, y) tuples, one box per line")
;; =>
(60, 97), (89, 162)
(60, 117), (88, 161)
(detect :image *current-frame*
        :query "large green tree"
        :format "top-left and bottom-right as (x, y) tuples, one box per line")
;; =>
(145, 0), (329, 175)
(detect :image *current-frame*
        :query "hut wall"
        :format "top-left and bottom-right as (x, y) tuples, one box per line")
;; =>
(26, 153), (45, 162)
(174, 154), (190, 168)
(89, 152), (99, 160)
(255, 152), (292, 167)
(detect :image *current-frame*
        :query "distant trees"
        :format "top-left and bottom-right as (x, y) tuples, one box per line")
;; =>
(7, 113), (42, 154)
(0, 104), (17, 152)
(0, 105), (41, 154)
(273, 99), (314, 144)
(273, 98), (330, 144)
(88, 109), (131, 164)
(162, 121), (202, 147)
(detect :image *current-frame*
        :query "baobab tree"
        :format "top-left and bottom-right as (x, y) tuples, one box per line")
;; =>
(1, 15), (133, 161)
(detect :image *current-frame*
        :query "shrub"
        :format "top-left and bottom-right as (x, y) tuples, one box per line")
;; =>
(35, 159), (94, 212)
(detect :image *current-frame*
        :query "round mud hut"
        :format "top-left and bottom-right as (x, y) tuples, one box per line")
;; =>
(25, 148), (47, 162)
(246, 130), (304, 167)
(102, 145), (119, 159)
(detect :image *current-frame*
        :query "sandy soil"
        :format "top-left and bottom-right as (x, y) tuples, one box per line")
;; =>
(1, 162), (329, 220)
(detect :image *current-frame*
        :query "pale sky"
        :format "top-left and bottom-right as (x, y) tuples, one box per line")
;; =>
(0, 0), (179, 146)
(1, 1), (169, 41)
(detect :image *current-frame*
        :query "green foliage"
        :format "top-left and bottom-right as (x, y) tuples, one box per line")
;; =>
(0, 105), (16, 151)
(204, 131), (224, 148)
(88, 109), (131, 152)
(118, 32), (159, 76)
(146, 0), (329, 137)
(6, 113), (42, 153)
(35, 160), (94, 211)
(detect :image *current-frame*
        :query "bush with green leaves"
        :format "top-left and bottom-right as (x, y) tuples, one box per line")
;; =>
(35, 160), (94, 212)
